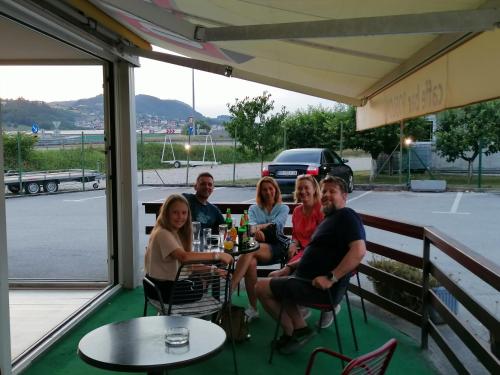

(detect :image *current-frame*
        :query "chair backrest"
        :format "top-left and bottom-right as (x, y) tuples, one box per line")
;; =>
(343, 338), (397, 375)
(143, 276), (166, 315)
(166, 260), (230, 319)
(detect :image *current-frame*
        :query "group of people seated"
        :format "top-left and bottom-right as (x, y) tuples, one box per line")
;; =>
(144, 171), (366, 355)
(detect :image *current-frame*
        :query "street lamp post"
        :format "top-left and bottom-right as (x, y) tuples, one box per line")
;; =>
(404, 137), (413, 187)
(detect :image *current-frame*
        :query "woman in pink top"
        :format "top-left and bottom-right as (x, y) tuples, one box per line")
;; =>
(270, 174), (323, 276)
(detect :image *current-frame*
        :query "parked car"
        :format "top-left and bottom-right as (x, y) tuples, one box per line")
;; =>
(262, 148), (353, 194)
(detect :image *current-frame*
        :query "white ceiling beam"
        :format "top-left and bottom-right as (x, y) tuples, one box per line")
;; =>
(196, 9), (500, 42)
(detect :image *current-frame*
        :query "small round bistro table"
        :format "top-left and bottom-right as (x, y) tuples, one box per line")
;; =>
(225, 240), (260, 257)
(78, 315), (226, 375)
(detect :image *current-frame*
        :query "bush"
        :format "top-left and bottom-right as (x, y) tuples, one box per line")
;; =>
(368, 258), (439, 313)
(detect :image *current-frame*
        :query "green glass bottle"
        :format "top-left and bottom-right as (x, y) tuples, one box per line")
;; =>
(225, 208), (233, 229)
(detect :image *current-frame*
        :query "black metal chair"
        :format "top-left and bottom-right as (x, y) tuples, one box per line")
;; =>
(269, 276), (359, 364)
(142, 259), (238, 374)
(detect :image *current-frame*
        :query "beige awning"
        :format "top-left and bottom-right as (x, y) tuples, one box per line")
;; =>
(13, 0), (500, 129)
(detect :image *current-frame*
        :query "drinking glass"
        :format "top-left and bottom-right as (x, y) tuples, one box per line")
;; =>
(248, 223), (257, 245)
(202, 228), (212, 251)
(165, 327), (189, 346)
(192, 221), (201, 251)
(210, 235), (220, 251)
(218, 224), (228, 249)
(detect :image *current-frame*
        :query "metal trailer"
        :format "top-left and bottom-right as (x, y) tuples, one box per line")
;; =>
(4, 169), (104, 194)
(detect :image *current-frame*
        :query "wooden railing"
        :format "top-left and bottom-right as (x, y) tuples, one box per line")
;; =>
(143, 201), (500, 374)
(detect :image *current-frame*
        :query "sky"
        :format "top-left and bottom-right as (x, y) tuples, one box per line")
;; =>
(0, 54), (337, 118)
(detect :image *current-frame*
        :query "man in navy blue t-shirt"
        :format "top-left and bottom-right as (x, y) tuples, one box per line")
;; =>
(256, 176), (366, 354)
(183, 172), (224, 233)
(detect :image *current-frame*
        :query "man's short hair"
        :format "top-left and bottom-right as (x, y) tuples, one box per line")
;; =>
(320, 175), (347, 194)
(196, 172), (214, 183)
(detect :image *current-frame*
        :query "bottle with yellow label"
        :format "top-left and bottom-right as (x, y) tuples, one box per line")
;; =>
(223, 233), (234, 252)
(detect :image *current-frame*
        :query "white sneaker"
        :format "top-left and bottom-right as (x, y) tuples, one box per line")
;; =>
(316, 305), (341, 329)
(244, 306), (259, 322)
(299, 306), (311, 320)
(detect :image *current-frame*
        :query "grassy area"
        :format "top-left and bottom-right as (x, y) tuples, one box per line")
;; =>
(218, 178), (260, 186)
(354, 171), (500, 189)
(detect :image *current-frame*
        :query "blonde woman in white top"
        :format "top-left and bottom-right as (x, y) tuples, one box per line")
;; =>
(144, 194), (233, 302)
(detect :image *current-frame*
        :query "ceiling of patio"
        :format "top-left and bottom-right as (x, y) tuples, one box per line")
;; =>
(2, 1), (500, 129)
(85, 0), (500, 129)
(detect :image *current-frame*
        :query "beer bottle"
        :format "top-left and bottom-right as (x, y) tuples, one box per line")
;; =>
(225, 208), (233, 229)
(238, 218), (247, 247)
(243, 210), (250, 236)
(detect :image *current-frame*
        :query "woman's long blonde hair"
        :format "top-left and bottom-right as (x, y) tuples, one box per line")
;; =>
(293, 174), (321, 204)
(155, 194), (193, 251)
(255, 176), (282, 207)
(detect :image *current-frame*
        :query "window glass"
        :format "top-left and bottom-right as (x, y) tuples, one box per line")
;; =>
(274, 150), (321, 163)
(1, 65), (109, 360)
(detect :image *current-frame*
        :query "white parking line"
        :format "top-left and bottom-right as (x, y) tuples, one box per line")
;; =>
(63, 195), (106, 202)
(433, 192), (470, 214)
(347, 191), (372, 203)
(138, 187), (160, 192)
(241, 198), (256, 203)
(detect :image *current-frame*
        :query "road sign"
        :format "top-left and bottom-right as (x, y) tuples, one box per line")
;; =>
(32, 123), (39, 134)
(189, 126), (194, 135)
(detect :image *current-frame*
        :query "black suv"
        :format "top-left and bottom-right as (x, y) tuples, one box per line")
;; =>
(262, 148), (353, 194)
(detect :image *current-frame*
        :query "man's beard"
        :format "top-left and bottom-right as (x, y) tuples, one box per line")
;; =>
(322, 202), (337, 216)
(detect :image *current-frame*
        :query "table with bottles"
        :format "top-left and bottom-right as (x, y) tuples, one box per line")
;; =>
(219, 208), (259, 256)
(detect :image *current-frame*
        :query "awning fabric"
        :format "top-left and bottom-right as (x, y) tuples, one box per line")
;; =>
(83, 1), (500, 129)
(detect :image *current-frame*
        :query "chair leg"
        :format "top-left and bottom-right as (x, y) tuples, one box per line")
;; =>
(327, 291), (344, 367)
(317, 311), (324, 333)
(356, 272), (368, 323)
(225, 276), (239, 374)
(268, 303), (285, 364)
(344, 292), (359, 351)
(143, 298), (148, 316)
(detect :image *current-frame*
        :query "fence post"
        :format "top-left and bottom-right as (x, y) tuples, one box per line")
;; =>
(140, 130), (144, 185)
(81, 131), (85, 192)
(232, 127), (237, 186)
(17, 131), (23, 193)
(478, 137), (483, 189)
(421, 234), (431, 349)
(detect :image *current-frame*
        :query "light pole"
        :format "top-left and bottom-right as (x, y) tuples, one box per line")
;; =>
(404, 137), (413, 187)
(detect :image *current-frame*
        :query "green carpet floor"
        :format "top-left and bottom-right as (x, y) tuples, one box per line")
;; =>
(22, 288), (439, 374)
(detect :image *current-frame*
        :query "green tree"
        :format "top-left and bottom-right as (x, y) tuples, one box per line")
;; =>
(225, 92), (287, 169)
(435, 101), (500, 181)
(195, 120), (211, 135)
(2, 132), (38, 170)
(282, 106), (333, 149)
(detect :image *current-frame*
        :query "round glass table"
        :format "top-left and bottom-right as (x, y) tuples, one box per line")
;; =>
(78, 315), (226, 374)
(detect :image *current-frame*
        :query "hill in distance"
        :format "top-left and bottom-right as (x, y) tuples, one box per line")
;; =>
(2, 95), (226, 129)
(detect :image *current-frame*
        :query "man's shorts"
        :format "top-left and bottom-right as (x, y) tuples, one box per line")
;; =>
(269, 275), (350, 306)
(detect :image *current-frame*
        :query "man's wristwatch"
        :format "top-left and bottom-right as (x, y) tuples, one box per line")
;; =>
(327, 271), (338, 283)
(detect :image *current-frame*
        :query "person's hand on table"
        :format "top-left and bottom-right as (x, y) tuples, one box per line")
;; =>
(215, 252), (234, 265)
(255, 230), (265, 242)
(312, 275), (334, 290)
